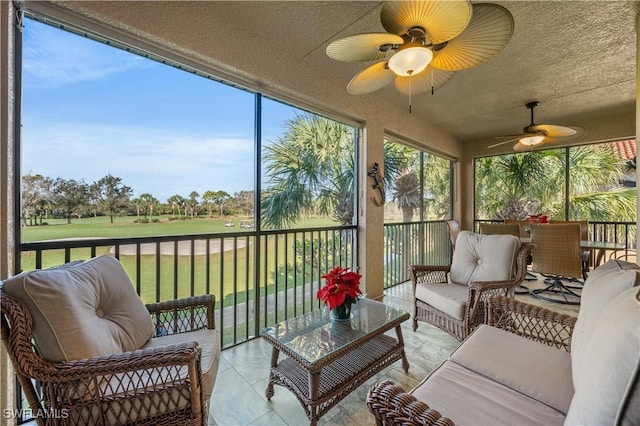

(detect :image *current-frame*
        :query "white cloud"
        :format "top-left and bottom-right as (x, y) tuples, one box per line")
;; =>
(22, 122), (255, 201)
(23, 21), (147, 88)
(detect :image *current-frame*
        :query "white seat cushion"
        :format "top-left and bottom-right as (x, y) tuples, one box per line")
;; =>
(2, 256), (153, 362)
(415, 282), (468, 320)
(450, 231), (520, 285)
(411, 361), (566, 425)
(144, 328), (220, 401)
(450, 325), (574, 414)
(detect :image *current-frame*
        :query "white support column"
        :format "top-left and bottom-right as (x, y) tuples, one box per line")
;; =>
(358, 122), (385, 300)
(0, 1), (17, 425)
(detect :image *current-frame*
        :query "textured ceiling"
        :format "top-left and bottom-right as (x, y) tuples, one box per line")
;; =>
(53, 0), (638, 147)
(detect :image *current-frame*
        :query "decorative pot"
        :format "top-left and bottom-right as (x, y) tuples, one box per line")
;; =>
(331, 299), (353, 320)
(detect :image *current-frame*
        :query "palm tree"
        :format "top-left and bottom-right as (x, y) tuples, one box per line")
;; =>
(167, 194), (185, 218)
(393, 169), (421, 222)
(202, 190), (216, 217)
(261, 113), (357, 229)
(261, 115), (418, 229)
(188, 191), (199, 219)
(138, 193), (158, 220)
(476, 144), (636, 222)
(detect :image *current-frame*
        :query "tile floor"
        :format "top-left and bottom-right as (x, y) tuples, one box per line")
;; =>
(209, 275), (580, 425)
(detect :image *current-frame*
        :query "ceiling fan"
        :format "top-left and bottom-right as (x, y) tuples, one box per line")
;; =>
(326, 1), (514, 111)
(488, 101), (586, 150)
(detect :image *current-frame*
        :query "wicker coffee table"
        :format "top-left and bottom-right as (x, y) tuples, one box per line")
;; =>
(260, 298), (410, 425)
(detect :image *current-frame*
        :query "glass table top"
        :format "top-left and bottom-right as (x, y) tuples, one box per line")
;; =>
(261, 298), (409, 364)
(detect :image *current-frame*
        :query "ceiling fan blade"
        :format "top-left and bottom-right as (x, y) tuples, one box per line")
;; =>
(380, 0), (472, 44)
(394, 65), (455, 95)
(347, 61), (395, 95)
(493, 133), (538, 139)
(430, 3), (514, 71)
(512, 127), (587, 151)
(528, 124), (584, 138)
(487, 137), (522, 149)
(326, 33), (404, 62)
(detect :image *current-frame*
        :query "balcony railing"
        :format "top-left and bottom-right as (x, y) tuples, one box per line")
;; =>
(382, 220), (452, 289)
(20, 225), (357, 349)
(18, 219), (634, 346)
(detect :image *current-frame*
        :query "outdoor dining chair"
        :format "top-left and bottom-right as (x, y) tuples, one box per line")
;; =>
(530, 223), (585, 305)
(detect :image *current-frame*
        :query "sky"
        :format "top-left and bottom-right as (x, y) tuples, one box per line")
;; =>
(21, 18), (299, 202)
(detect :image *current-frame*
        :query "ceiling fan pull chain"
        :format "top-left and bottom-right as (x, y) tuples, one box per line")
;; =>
(431, 69), (434, 95)
(409, 75), (413, 114)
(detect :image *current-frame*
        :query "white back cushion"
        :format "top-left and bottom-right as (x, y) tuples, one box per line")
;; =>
(3, 256), (153, 362)
(450, 231), (520, 285)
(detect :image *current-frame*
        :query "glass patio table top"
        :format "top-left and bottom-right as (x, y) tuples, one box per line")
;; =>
(261, 298), (409, 365)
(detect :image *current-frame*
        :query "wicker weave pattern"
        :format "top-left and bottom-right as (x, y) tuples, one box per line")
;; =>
(366, 381), (454, 426)
(261, 299), (410, 425)
(146, 295), (215, 336)
(1, 291), (215, 425)
(486, 294), (577, 351)
(530, 223), (583, 279)
(479, 223), (520, 236)
(410, 242), (534, 340)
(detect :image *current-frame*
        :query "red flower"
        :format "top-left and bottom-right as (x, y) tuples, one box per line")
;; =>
(316, 266), (363, 310)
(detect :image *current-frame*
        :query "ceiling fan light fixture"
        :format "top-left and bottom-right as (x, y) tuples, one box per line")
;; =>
(388, 46), (433, 76)
(519, 135), (546, 146)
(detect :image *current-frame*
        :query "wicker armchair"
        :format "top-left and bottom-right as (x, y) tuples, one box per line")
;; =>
(410, 231), (533, 340)
(1, 256), (219, 426)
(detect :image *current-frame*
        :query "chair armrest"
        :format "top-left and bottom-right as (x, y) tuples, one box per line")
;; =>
(487, 294), (577, 351)
(366, 381), (454, 426)
(50, 342), (201, 378)
(29, 343), (206, 422)
(147, 294), (215, 336)
(409, 265), (451, 289)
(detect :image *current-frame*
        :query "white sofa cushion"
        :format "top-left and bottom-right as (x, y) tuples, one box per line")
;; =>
(565, 286), (640, 425)
(450, 325), (574, 414)
(411, 361), (566, 425)
(571, 259), (640, 387)
(2, 256), (154, 362)
(450, 231), (520, 285)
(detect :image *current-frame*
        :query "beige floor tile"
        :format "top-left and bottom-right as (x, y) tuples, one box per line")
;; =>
(211, 276), (578, 425)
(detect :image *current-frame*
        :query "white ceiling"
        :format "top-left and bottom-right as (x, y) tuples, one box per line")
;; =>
(52, 0), (638, 146)
(220, 0), (639, 142)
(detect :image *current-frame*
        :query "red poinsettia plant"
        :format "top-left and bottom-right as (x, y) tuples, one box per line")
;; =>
(528, 214), (549, 224)
(316, 266), (363, 310)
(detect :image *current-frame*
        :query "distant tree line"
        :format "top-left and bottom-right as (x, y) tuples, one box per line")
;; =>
(21, 173), (255, 226)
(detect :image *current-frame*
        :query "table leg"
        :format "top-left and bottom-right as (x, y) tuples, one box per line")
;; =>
(309, 370), (320, 426)
(265, 348), (279, 400)
(395, 325), (410, 373)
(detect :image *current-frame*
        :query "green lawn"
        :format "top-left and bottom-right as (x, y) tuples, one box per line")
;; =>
(20, 215), (344, 306)
(22, 214), (338, 241)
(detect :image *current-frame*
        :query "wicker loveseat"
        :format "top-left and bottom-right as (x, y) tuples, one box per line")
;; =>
(368, 259), (640, 425)
(1, 255), (220, 426)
